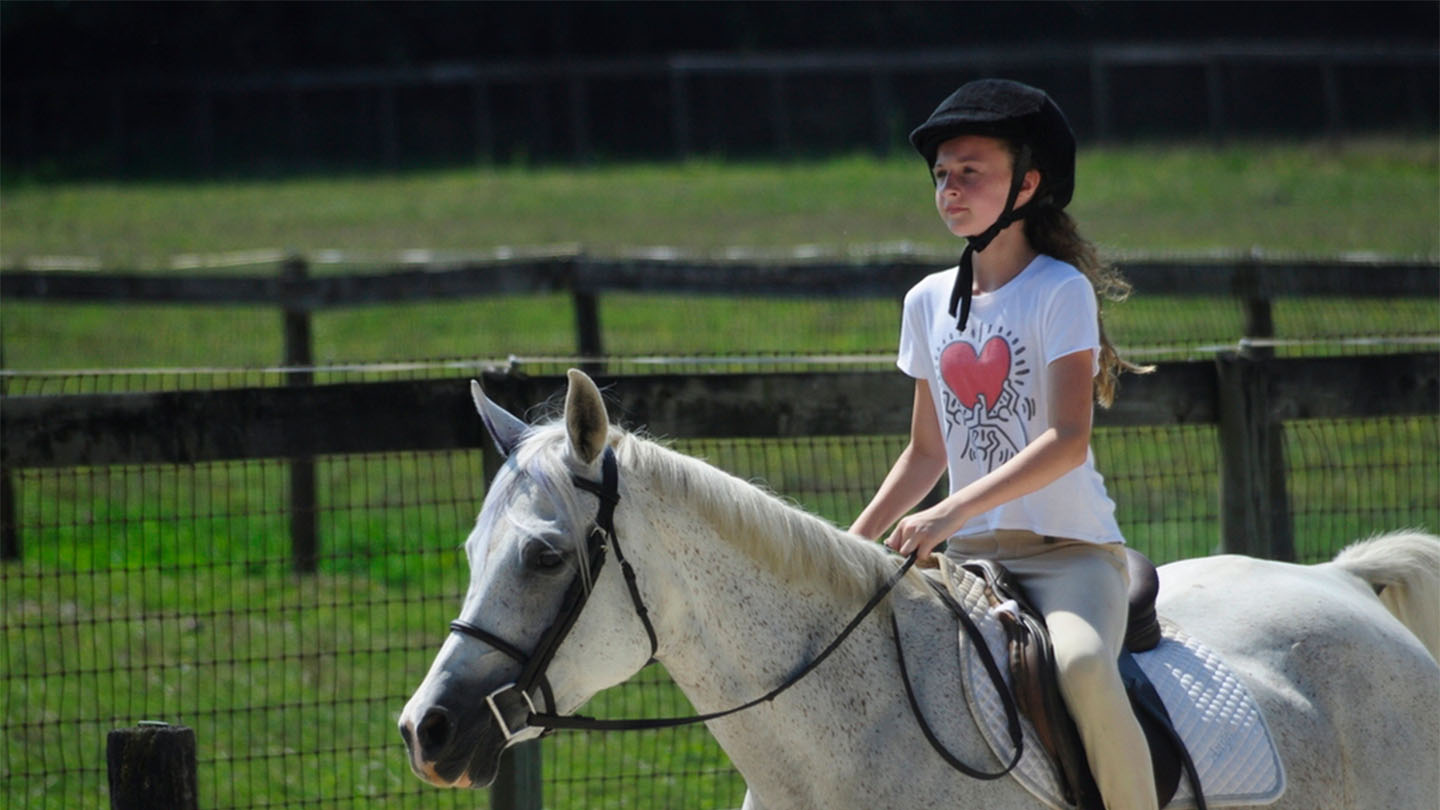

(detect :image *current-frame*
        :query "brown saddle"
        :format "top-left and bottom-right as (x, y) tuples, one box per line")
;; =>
(963, 547), (1205, 810)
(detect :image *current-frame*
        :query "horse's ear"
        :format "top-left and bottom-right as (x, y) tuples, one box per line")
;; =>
(471, 379), (527, 457)
(564, 369), (609, 465)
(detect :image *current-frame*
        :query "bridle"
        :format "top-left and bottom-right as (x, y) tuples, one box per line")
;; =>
(449, 448), (653, 740)
(448, 446), (1024, 779)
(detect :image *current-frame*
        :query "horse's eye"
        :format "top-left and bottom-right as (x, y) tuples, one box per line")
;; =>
(523, 538), (567, 571)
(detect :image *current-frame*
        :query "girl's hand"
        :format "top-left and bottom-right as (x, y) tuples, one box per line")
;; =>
(884, 500), (969, 561)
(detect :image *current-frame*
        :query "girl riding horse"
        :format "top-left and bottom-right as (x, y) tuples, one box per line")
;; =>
(851, 78), (1157, 810)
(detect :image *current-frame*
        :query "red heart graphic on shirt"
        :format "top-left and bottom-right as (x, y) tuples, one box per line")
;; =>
(941, 337), (1011, 413)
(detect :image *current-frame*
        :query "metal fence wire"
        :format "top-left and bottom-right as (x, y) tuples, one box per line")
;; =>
(2, 358), (1437, 808)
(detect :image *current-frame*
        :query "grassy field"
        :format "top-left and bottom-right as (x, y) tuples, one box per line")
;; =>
(2, 140), (1438, 809)
(4, 138), (1438, 266)
(3, 137), (1438, 371)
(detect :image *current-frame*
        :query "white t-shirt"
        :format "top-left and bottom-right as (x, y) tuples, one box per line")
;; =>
(897, 254), (1124, 544)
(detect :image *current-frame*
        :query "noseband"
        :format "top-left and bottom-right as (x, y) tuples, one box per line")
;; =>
(447, 445), (1023, 780)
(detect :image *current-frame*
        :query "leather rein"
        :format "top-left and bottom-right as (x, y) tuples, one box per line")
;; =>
(448, 447), (1024, 779)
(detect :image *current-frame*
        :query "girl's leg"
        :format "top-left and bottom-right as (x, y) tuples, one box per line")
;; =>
(995, 536), (1158, 810)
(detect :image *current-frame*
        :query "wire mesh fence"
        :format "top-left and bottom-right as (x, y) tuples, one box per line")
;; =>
(3, 358), (1437, 808)
(1285, 415), (1440, 563)
(3, 452), (485, 810)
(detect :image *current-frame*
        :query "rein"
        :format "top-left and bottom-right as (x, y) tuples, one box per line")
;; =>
(449, 447), (1024, 778)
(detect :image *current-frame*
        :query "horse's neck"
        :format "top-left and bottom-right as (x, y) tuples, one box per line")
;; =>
(624, 478), (1020, 808)
(654, 526), (857, 697)
(623, 466), (1001, 701)
(620, 473), (877, 703)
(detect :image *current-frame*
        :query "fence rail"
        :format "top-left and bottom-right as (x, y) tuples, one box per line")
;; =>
(5, 352), (1436, 558)
(6, 253), (1438, 364)
(7, 254), (1438, 305)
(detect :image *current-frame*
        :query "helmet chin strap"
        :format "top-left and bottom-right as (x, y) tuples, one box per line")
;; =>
(949, 144), (1033, 331)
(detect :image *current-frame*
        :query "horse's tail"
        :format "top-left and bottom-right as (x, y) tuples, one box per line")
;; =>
(1331, 529), (1440, 660)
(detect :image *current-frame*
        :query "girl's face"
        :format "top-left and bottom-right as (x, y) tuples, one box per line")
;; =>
(932, 134), (1038, 239)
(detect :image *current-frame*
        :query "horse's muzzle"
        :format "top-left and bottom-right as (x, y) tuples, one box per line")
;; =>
(399, 697), (505, 789)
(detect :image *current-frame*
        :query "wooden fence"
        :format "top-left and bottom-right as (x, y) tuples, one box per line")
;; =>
(5, 252), (1437, 365)
(4, 252), (1437, 570)
(4, 352), (1437, 566)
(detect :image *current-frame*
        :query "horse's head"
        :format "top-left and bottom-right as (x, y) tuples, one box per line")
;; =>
(398, 370), (658, 788)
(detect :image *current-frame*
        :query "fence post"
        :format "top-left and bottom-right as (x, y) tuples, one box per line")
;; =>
(768, 69), (792, 157)
(282, 255), (319, 573)
(472, 80), (495, 164)
(192, 86), (214, 176)
(287, 87), (305, 168)
(107, 723), (198, 810)
(1215, 351), (1295, 561)
(567, 73), (592, 164)
(109, 90), (128, 177)
(669, 67), (691, 158)
(0, 344), (16, 561)
(571, 257), (604, 374)
(1321, 59), (1343, 139)
(1227, 258), (1294, 560)
(1205, 56), (1226, 147)
(380, 81), (400, 170)
(491, 742), (543, 810)
(0, 471), (17, 562)
(1235, 257), (1275, 351)
(574, 291), (602, 369)
(869, 70), (896, 157)
(1089, 53), (1111, 142)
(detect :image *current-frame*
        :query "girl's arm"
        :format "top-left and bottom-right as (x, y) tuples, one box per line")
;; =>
(885, 349), (1095, 559)
(850, 379), (948, 540)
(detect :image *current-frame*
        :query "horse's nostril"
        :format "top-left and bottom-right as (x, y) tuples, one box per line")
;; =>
(417, 707), (454, 754)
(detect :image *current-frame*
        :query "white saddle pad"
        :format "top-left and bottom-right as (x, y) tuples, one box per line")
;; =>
(940, 560), (1286, 809)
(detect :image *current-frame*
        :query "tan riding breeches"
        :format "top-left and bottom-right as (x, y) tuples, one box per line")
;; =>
(947, 531), (1158, 810)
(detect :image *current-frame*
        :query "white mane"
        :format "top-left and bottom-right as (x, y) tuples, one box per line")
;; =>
(509, 421), (908, 603)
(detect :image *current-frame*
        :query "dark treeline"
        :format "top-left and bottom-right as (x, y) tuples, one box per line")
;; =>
(4, 2), (1435, 179)
(5, 1), (1436, 80)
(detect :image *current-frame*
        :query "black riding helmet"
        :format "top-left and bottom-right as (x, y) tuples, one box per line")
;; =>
(909, 79), (1077, 330)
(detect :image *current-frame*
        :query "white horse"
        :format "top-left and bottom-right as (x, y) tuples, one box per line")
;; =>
(400, 370), (1440, 809)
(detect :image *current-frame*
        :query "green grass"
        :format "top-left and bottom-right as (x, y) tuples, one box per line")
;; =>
(3, 561), (473, 809)
(3, 139), (1436, 268)
(1078, 137), (1440, 257)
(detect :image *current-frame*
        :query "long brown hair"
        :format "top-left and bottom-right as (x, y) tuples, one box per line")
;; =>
(1022, 205), (1153, 407)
